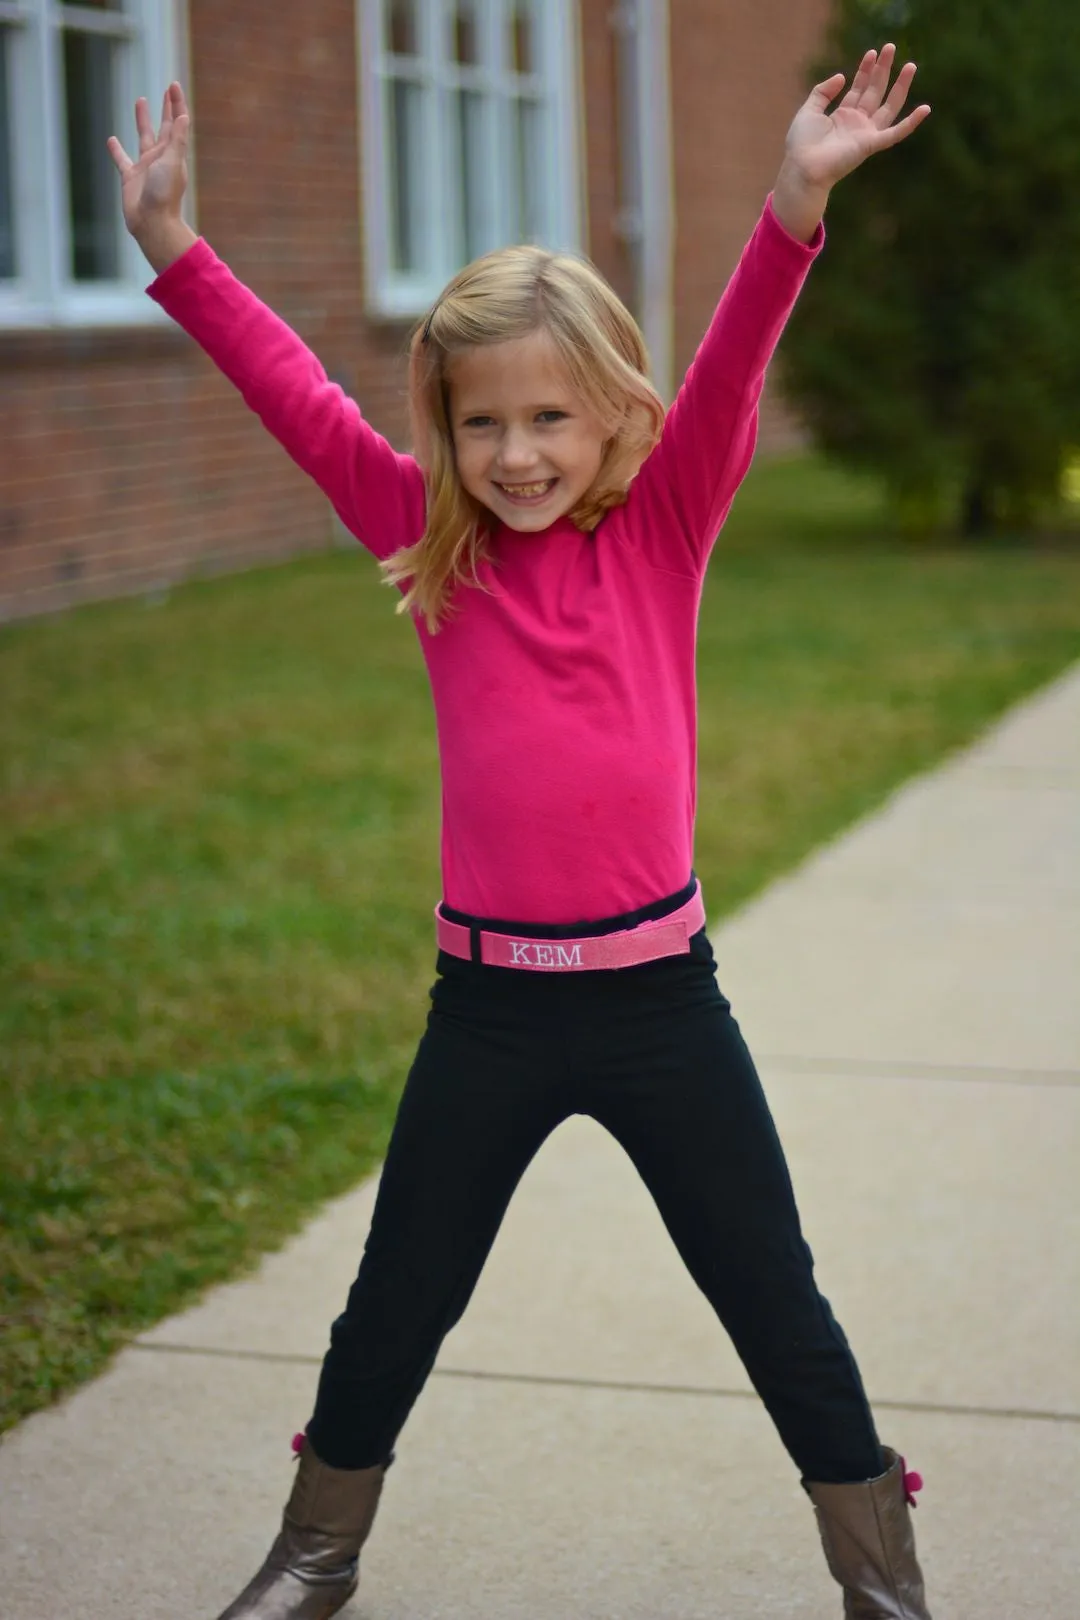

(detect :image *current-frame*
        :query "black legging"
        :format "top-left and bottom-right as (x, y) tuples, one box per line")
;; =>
(307, 895), (883, 1485)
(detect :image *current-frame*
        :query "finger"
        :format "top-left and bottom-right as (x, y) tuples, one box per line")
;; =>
(135, 96), (156, 155)
(857, 42), (897, 114)
(876, 61), (919, 127)
(105, 134), (134, 176)
(160, 86), (173, 136)
(170, 81), (190, 121)
(838, 48), (878, 110)
(872, 103), (932, 151)
(808, 70), (848, 113)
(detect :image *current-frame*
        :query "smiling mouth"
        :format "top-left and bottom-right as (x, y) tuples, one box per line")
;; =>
(495, 479), (557, 502)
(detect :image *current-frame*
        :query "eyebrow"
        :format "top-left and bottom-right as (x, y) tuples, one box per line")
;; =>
(455, 400), (573, 417)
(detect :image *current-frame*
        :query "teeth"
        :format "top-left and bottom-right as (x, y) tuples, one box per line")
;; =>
(500, 480), (553, 498)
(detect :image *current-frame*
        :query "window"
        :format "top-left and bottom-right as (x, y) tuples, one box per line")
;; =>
(0, 1), (182, 329)
(359, 0), (581, 317)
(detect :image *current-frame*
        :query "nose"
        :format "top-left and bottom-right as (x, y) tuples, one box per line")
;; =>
(497, 425), (540, 474)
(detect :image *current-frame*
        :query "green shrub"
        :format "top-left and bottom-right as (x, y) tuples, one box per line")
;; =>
(783, 0), (1080, 534)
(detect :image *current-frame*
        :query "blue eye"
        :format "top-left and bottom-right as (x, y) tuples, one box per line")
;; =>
(537, 410), (568, 423)
(462, 415), (495, 428)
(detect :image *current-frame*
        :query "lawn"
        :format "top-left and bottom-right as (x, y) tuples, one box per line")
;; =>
(2, 455), (1079, 1433)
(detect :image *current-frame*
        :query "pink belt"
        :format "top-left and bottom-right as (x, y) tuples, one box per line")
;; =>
(435, 884), (706, 972)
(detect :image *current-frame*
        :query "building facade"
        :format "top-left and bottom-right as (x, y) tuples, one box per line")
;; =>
(0, 0), (828, 621)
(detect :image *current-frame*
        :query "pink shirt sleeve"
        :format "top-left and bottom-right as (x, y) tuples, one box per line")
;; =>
(624, 196), (823, 576)
(147, 239), (427, 561)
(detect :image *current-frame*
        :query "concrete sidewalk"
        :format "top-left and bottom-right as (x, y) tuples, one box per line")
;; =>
(3, 669), (1078, 1619)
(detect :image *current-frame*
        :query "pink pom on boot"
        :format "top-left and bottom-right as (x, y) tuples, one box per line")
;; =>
(900, 1455), (924, 1508)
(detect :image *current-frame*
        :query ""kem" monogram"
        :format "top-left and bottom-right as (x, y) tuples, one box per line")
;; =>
(509, 940), (584, 968)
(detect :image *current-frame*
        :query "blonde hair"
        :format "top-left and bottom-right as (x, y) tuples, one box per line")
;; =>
(380, 244), (666, 632)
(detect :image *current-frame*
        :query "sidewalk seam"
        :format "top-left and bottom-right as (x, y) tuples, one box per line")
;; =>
(128, 1342), (1080, 1426)
(757, 1055), (1080, 1088)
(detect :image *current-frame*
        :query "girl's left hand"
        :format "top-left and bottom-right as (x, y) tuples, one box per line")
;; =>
(785, 43), (931, 191)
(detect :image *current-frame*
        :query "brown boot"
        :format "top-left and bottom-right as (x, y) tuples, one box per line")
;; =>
(805, 1447), (931, 1619)
(215, 1436), (386, 1620)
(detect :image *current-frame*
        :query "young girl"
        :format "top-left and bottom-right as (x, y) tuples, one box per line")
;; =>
(109, 45), (932, 1620)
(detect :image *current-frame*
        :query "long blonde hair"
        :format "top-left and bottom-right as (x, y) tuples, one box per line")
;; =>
(380, 245), (666, 632)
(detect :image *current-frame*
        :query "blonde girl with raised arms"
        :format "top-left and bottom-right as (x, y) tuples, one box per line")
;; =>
(109, 43), (932, 1620)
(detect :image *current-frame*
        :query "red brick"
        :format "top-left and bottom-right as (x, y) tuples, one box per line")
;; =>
(1, 0), (830, 621)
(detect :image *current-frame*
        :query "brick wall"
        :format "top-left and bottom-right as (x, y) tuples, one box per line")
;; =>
(0, 0), (831, 623)
(0, 0), (409, 622)
(578, 1), (635, 315)
(668, 0), (832, 448)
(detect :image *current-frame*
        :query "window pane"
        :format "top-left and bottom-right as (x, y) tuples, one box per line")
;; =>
(387, 0), (419, 56)
(454, 2), (479, 66)
(510, 1), (535, 75)
(0, 30), (15, 279)
(389, 78), (425, 272)
(455, 89), (487, 261)
(65, 29), (122, 280)
(514, 96), (544, 242)
(61, 2), (125, 10)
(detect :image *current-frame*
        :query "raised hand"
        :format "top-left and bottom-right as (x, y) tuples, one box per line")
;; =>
(772, 45), (930, 242)
(787, 44), (930, 190)
(107, 82), (196, 271)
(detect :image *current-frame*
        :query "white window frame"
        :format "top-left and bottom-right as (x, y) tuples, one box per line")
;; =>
(0, 0), (187, 330)
(357, 0), (583, 319)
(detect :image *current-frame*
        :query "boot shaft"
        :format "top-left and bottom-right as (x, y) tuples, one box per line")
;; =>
(806, 1447), (931, 1620)
(214, 1439), (385, 1620)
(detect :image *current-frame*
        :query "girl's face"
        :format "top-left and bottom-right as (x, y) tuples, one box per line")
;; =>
(447, 331), (609, 532)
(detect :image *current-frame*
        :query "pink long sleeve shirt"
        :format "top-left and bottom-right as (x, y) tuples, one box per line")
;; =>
(150, 202), (822, 925)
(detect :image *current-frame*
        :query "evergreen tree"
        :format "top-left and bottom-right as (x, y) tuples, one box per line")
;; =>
(782, 0), (1080, 533)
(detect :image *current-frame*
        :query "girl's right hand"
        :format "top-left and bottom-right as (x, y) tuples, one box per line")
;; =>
(107, 82), (196, 270)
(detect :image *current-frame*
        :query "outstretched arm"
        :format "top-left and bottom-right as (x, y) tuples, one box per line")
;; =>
(629, 45), (930, 576)
(108, 86), (425, 561)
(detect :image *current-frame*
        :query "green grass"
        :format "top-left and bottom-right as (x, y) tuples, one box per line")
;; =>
(2, 455), (1079, 1432)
